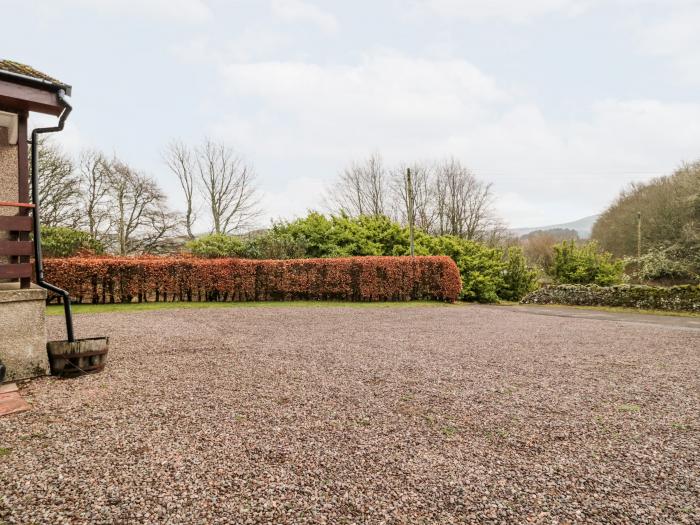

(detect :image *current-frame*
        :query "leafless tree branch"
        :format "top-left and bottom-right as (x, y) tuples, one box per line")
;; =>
(163, 140), (197, 239)
(195, 139), (261, 234)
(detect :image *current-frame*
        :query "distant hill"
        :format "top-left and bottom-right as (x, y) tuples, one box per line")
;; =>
(511, 215), (599, 239)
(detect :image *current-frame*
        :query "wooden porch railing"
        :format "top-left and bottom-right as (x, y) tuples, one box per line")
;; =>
(0, 201), (34, 288)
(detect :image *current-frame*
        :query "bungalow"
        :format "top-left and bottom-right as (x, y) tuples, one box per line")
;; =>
(0, 60), (72, 383)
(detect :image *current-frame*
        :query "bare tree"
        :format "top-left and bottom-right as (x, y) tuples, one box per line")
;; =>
(104, 158), (179, 255)
(196, 139), (260, 234)
(163, 140), (197, 239)
(34, 136), (80, 228)
(326, 154), (505, 241)
(139, 207), (182, 254)
(328, 152), (388, 217)
(433, 158), (498, 241)
(77, 150), (112, 242)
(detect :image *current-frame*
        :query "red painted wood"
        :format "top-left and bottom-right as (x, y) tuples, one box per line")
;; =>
(0, 216), (32, 232)
(0, 78), (63, 116)
(0, 240), (33, 256)
(0, 263), (32, 279)
(0, 201), (34, 208)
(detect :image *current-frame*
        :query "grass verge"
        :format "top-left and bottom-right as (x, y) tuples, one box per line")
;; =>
(504, 302), (700, 318)
(46, 300), (454, 316)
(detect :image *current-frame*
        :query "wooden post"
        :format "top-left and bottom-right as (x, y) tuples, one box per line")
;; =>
(636, 211), (642, 259)
(406, 168), (415, 257)
(16, 111), (30, 288)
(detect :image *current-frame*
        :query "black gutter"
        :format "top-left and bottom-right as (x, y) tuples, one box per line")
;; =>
(30, 89), (75, 342)
(0, 70), (72, 96)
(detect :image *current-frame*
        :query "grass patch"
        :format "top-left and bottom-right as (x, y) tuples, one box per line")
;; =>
(441, 424), (459, 437)
(617, 403), (641, 413)
(0, 447), (11, 457)
(47, 300), (453, 316)
(485, 428), (509, 440)
(567, 305), (700, 318)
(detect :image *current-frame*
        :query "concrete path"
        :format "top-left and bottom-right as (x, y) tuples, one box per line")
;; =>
(486, 304), (700, 330)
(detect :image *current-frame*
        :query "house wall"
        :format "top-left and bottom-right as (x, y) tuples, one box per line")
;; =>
(0, 284), (49, 381)
(0, 126), (18, 200)
(0, 126), (19, 264)
(0, 119), (49, 381)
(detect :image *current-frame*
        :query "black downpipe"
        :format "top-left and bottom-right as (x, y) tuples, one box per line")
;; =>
(31, 89), (75, 342)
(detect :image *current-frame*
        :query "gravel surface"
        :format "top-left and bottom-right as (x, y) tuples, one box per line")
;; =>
(1, 304), (698, 524)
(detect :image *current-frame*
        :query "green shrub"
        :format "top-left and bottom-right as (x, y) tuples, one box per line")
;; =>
(629, 246), (699, 284)
(185, 234), (247, 258)
(500, 247), (539, 301)
(275, 213), (410, 257)
(186, 214), (540, 303)
(41, 227), (104, 258)
(549, 240), (625, 286)
(242, 231), (307, 260)
(419, 235), (536, 302)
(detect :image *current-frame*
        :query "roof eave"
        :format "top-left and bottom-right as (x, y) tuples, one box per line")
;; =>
(0, 70), (72, 97)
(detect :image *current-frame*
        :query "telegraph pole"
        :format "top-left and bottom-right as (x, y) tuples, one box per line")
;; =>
(636, 211), (642, 258)
(407, 168), (415, 257)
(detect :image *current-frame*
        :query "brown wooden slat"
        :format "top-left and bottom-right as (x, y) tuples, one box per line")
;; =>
(0, 240), (33, 256)
(0, 215), (32, 232)
(0, 263), (32, 279)
(0, 78), (63, 116)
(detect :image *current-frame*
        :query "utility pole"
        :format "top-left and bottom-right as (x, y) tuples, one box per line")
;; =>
(636, 211), (642, 258)
(406, 168), (415, 257)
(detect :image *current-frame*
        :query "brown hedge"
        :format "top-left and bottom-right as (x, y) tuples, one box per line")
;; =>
(43, 256), (462, 304)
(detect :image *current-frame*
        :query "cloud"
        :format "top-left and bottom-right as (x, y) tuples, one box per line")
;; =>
(259, 176), (330, 223)
(270, 0), (339, 34)
(219, 52), (507, 127)
(409, 0), (596, 23)
(37, 0), (212, 22)
(633, 3), (700, 84)
(210, 51), (700, 225)
(174, 30), (292, 64)
(413, 0), (700, 85)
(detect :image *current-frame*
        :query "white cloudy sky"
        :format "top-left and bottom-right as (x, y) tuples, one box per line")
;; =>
(5, 0), (700, 228)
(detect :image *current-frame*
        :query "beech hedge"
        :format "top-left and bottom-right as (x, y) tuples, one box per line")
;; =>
(43, 256), (462, 304)
(521, 284), (700, 312)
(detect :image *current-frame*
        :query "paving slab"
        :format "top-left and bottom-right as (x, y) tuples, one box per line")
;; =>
(0, 388), (30, 417)
(0, 382), (19, 394)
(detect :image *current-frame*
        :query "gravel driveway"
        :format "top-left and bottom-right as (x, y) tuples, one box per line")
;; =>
(1, 304), (698, 524)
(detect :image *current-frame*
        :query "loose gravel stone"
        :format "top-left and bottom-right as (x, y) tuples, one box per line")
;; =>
(0, 305), (698, 524)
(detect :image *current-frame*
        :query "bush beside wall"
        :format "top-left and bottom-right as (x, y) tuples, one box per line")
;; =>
(44, 256), (462, 304)
(521, 284), (700, 312)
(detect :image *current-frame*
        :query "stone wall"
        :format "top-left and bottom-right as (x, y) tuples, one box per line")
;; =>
(521, 284), (700, 312)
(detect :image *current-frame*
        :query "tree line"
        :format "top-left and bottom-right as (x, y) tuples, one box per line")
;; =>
(326, 152), (504, 243)
(591, 161), (699, 283)
(37, 141), (505, 255)
(36, 138), (261, 254)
